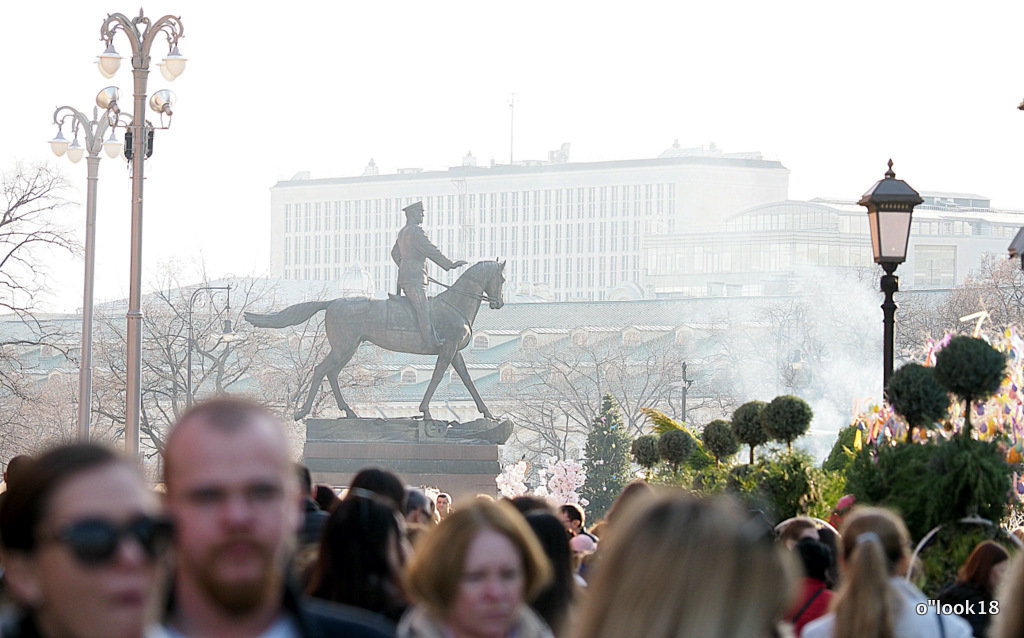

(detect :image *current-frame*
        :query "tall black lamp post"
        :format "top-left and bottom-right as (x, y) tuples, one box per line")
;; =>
(858, 160), (922, 396)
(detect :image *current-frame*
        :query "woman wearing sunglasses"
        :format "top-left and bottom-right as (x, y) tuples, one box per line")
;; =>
(0, 443), (172, 638)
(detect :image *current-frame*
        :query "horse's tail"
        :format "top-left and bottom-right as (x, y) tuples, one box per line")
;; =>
(244, 300), (330, 329)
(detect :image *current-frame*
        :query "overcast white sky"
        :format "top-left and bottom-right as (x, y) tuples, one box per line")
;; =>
(3, 1), (1024, 312)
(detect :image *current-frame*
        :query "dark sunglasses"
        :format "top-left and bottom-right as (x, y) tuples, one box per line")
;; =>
(46, 515), (174, 566)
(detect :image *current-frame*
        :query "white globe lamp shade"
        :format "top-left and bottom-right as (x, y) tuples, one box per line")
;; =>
(49, 131), (69, 157)
(66, 140), (84, 163)
(97, 43), (121, 78)
(102, 130), (123, 159)
(162, 46), (187, 79)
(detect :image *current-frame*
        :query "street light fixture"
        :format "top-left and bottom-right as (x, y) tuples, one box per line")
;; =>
(98, 9), (186, 458)
(858, 159), (922, 395)
(186, 286), (234, 408)
(48, 105), (120, 442)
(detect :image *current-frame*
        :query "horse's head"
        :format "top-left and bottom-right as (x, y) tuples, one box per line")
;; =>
(486, 260), (506, 309)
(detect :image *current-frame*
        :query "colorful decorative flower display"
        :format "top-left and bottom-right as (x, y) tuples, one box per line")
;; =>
(850, 327), (1024, 500)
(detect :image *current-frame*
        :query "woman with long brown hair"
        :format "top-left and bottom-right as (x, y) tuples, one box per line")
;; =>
(937, 540), (1011, 637)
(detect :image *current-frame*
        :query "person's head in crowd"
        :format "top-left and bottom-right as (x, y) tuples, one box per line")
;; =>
(572, 490), (797, 638)
(402, 499), (552, 638)
(308, 490), (409, 622)
(525, 510), (577, 636)
(795, 537), (832, 583)
(0, 442), (170, 638)
(163, 398), (394, 638)
(435, 492), (452, 519)
(405, 488), (436, 526)
(993, 553), (1024, 638)
(295, 462), (329, 548)
(346, 467), (406, 512)
(558, 504), (585, 535)
(295, 463), (314, 498)
(603, 480), (653, 527)
(778, 517), (819, 549)
(162, 398), (303, 634)
(508, 495), (553, 516)
(314, 484), (341, 513)
(826, 506), (915, 638)
(3, 454), (32, 491)
(815, 525), (841, 589)
(958, 540), (1011, 595)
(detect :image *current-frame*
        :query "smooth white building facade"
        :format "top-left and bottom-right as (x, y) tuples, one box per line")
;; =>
(269, 144), (790, 301)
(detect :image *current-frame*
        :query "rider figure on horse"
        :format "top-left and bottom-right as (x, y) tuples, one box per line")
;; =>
(391, 201), (466, 348)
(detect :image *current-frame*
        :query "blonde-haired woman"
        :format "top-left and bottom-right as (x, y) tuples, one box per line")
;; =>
(400, 499), (553, 638)
(571, 491), (797, 638)
(802, 506), (972, 638)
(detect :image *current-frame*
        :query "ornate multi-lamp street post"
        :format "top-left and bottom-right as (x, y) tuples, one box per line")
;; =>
(97, 10), (186, 457)
(48, 105), (124, 441)
(858, 160), (922, 396)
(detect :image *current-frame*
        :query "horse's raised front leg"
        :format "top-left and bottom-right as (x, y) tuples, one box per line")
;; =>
(419, 343), (457, 421)
(451, 351), (493, 420)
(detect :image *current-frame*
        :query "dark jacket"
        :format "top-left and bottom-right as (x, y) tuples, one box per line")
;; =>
(300, 496), (330, 545)
(161, 580), (396, 638)
(0, 614), (45, 638)
(936, 581), (992, 638)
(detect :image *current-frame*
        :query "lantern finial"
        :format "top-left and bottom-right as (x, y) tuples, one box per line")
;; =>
(885, 159), (895, 179)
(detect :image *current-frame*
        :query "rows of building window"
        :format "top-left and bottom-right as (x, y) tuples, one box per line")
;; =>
(725, 209), (1020, 241)
(648, 242), (875, 275)
(281, 184), (674, 238)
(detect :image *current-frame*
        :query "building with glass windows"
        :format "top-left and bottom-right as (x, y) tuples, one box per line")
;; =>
(269, 143), (790, 301)
(641, 192), (1024, 298)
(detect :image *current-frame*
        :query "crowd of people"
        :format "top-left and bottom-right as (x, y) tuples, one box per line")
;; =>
(0, 396), (1022, 638)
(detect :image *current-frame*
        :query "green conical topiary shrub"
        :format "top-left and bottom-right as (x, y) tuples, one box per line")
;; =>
(581, 394), (631, 518)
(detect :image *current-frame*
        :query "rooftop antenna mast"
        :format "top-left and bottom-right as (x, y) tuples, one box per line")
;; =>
(509, 93), (516, 165)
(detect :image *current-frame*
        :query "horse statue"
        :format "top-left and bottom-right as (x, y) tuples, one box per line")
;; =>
(245, 259), (506, 422)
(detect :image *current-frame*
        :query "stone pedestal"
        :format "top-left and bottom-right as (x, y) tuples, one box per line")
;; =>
(302, 418), (503, 500)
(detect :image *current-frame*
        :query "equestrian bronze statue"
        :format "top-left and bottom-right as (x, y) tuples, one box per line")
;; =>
(244, 259), (506, 422)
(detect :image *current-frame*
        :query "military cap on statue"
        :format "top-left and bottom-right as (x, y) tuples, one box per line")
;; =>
(402, 201), (424, 215)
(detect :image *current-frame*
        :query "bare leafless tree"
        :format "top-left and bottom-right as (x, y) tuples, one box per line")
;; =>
(0, 163), (77, 399)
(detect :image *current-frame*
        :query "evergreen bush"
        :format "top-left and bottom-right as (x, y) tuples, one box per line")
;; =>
(658, 428), (695, 473)
(823, 426), (859, 474)
(581, 394), (631, 518)
(933, 336), (1006, 436)
(886, 363), (949, 429)
(701, 419), (739, 467)
(732, 400), (768, 464)
(630, 434), (660, 473)
(762, 395), (813, 453)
